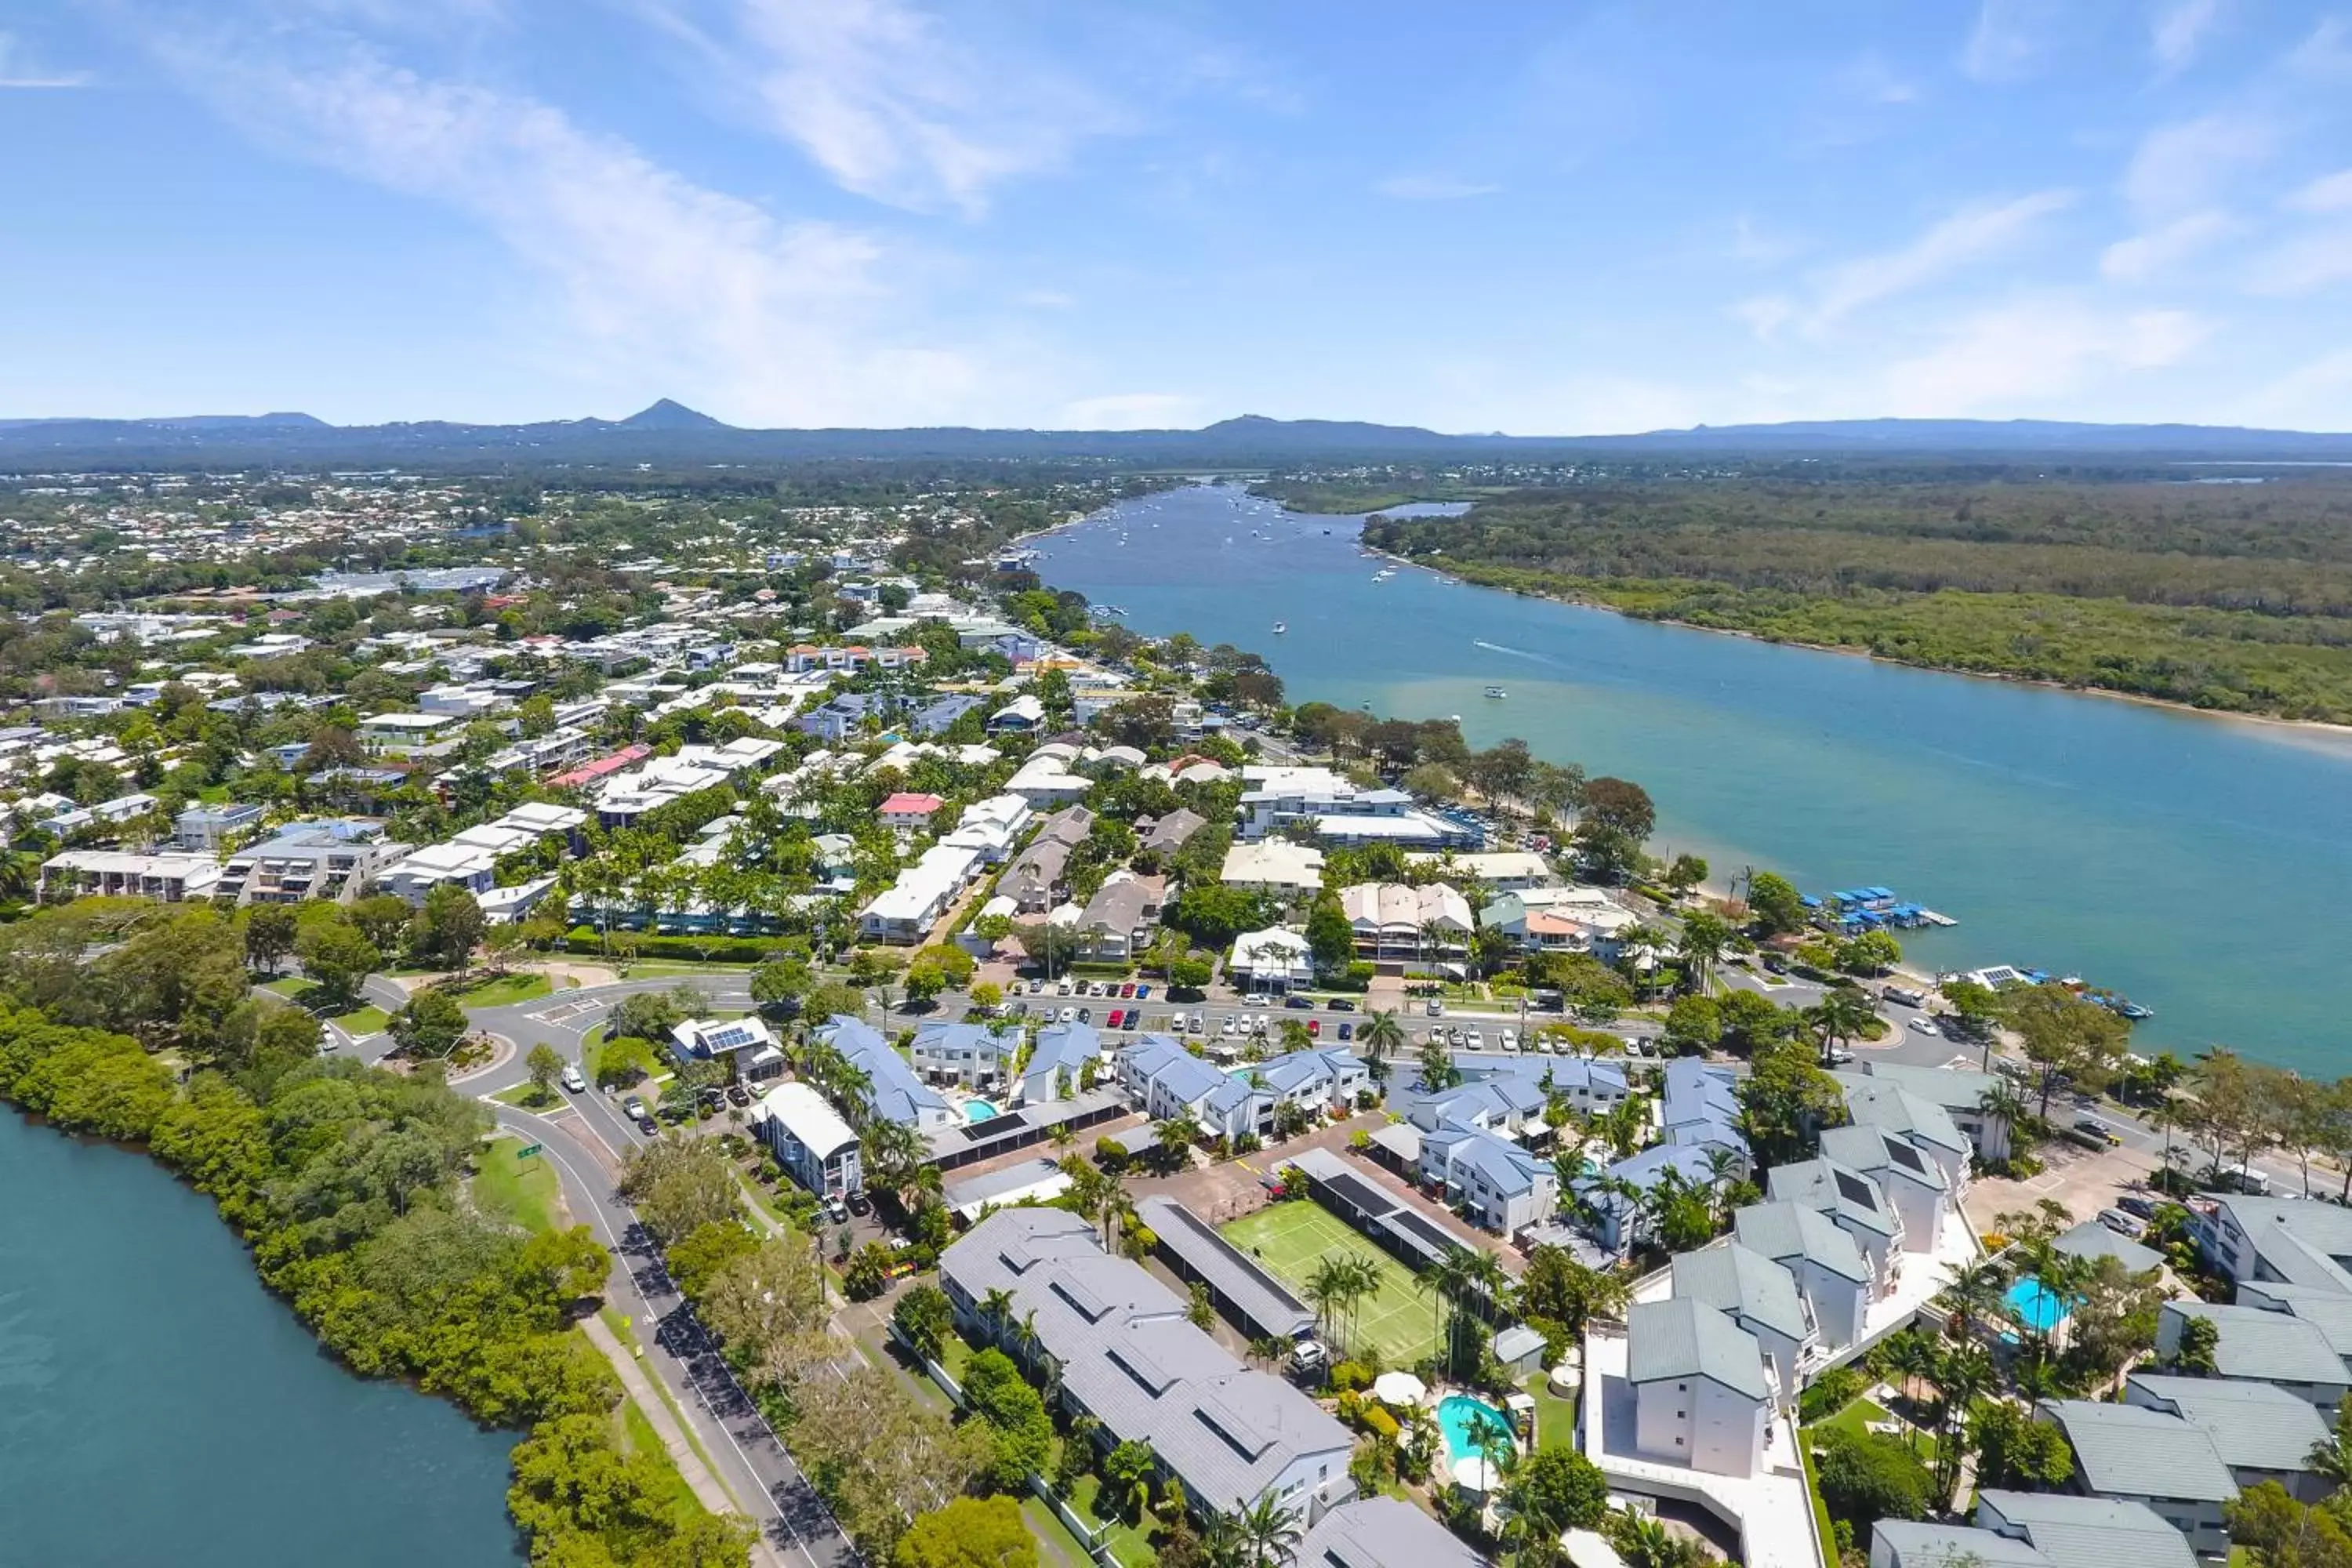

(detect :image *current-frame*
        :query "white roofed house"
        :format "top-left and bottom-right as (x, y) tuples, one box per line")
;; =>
(755, 1081), (862, 1200)
(1337, 880), (1473, 974)
(1228, 926), (1315, 991)
(668, 1015), (785, 1082)
(1419, 1121), (1559, 1236)
(1218, 839), (1326, 898)
(1627, 1297), (1773, 1478)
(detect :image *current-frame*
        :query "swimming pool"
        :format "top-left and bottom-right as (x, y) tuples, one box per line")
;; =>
(964, 1100), (1001, 1123)
(1436, 1395), (1515, 1462)
(2007, 1276), (2073, 1333)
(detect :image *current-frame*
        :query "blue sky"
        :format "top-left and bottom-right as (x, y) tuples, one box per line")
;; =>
(7, 2), (2352, 432)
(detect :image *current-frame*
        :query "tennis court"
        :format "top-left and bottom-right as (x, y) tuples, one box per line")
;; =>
(1219, 1200), (1440, 1365)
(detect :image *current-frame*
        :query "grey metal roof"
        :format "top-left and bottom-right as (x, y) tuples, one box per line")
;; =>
(1672, 1242), (1812, 1347)
(2240, 1283), (2352, 1359)
(939, 1208), (1354, 1514)
(1136, 1195), (1316, 1341)
(943, 1157), (1069, 1214)
(1294, 1495), (1487, 1568)
(1976, 1491), (2200, 1568)
(1839, 1077), (1971, 1157)
(2165, 1300), (2351, 1388)
(2053, 1219), (2162, 1275)
(1820, 1124), (1940, 1192)
(1873, 1522), (2049, 1568)
(2124, 1372), (2330, 1474)
(1853, 1059), (1999, 1115)
(1626, 1297), (1769, 1401)
(1766, 1157), (1896, 1239)
(2035, 1399), (2239, 1503)
(1735, 1200), (1870, 1284)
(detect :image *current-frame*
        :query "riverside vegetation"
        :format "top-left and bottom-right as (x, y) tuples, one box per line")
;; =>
(0, 898), (753, 1568)
(1357, 473), (2352, 723)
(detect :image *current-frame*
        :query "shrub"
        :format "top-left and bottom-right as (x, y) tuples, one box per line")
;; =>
(1814, 1428), (1932, 1534)
(1335, 1389), (1364, 1426)
(1797, 1364), (1867, 1425)
(1361, 1404), (1400, 1443)
(1330, 1361), (1371, 1392)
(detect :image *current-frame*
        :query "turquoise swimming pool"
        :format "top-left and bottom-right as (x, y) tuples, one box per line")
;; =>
(2007, 1276), (2073, 1333)
(1436, 1394), (1515, 1462)
(964, 1100), (1000, 1123)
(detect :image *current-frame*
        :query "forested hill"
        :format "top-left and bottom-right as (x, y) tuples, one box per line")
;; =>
(1361, 474), (2352, 724)
(6, 405), (2352, 471)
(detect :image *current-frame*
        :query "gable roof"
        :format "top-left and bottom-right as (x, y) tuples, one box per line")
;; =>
(1975, 1491), (2201, 1568)
(2163, 1300), (2351, 1388)
(1294, 1497), (1486, 1568)
(1671, 1243), (1813, 1346)
(1768, 1156), (1897, 1240)
(2054, 1218), (2163, 1275)
(1840, 1076), (1972, 1157)
(1734, 1200), (1871, 1285)
(2124, 1372), (2331, 1474)
(1820, 1123), (1943, 1192)
(2037, 1399), (2239, 1502)
(1626, 1297), (1769, 1400)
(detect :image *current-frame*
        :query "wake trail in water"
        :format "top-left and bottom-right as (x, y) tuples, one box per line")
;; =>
(1472, 639), (1568, 668)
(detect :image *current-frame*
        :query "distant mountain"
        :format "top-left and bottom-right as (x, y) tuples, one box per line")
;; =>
(1, 406), (2347, 470)
(610, 399), (728, 431)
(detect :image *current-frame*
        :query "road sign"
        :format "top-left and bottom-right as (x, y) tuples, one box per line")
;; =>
(517, 1142), (543, 1159)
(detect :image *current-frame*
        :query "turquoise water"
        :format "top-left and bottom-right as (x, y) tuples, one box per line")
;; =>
(0, 1112), (521, 1564)
(1036, 484), (2352, 1073)
(2007, 1276), (2074, 1333)
(964, 1099), (1000, 1122)
(1437, 1392), (1517, 1461)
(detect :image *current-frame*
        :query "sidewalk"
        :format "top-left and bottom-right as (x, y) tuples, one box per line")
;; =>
(580, 1314), (761, 1538)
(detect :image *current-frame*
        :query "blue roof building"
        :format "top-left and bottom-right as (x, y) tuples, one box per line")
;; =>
(1022, 1021), (1102, 1104)
(818, 1014), (957, 1133)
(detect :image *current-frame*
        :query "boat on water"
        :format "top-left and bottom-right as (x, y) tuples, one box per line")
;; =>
(1484, 686), (1507, 699)
(1271, 621), (1288, 634)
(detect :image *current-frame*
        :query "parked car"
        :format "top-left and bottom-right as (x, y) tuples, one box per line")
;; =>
(2097, 1207), (2147, 1238)
(1464, 1029), (1484, 1050)
(1134, 985), (1152, 1000)
(846, 1190), (871, 1216)
(623, 1096), (654, 1130)
(725, 1080), (750, 1105)
(1284, 995), (1314, 1010)
(1189, 1014), (1205, 1033)
(561, 1063), (586, 1093)
(2117, 1194), (2159, 1220)
(1058, 1006), (1076, 1023)
(1077, 1007), (1091, 1024)
(1106, 1009), (1125, 1029)
(824, 1192), (849, 1223)
(1336, 1022), (1353, 1040)
(1306, 1019), (1320, 1036)
(1221, 1017), (1238, 1037)
(1824, 1045), (1855, 1065)
(1425, 999), (1446, 1017)
(1123, 1010), (1141, 1029)
(1882, 985), (1926, 1007)
(1327, 998), (1356, 1012)
(1120, 982), (1136, 998)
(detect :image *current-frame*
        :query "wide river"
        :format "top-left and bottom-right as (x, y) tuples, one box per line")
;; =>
(1034, 482), (2352, 1075)
(0, 1111), (522, 1566)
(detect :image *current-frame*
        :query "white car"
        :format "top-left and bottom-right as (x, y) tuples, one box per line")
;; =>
(1500, 1028), (1519, 1051)
(561, 1063), (586, 1093)
(1465, 1029), (1485, 1051)
(1221, 1017), (1237, 1037)
(1057, 980), (1074, 996)
(1908, 1017), (1940, 1035)
(1058, 1006), (1076, 1022)
(1425, 999), (1446, 1017)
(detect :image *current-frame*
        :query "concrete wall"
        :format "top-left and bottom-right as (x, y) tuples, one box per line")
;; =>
(1635, 1375), (1765, 1479)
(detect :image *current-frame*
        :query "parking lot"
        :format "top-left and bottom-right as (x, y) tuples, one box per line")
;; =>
(1000, 975), (1575, 1053)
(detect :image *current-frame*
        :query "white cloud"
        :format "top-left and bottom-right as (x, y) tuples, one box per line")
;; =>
(2151, 0), (2225, 77)
(1960, 0), (2067, 82)
(1057, 392), (1203, 430)
(2239, 344), (2352, 425)
(2100, 209), (2234, 280)
(1374, 173), (1499, 201)
(1731, 295), (1797, 340)
(2249, 227), (2352, 295)
(136, 25), (1018, 425)
(2288, 169), (2352, 213)
(1881, 296), (2209, 415)
(1806, 191), (2074, 327)
(2124, 112), (2274, 215)
(652, 0), (1124, 218)
(0, 31), (91, 87)
(1841, 53), (1919, 105)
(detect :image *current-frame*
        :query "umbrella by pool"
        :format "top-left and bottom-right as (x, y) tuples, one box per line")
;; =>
(1371, 1371), (1426, 1407)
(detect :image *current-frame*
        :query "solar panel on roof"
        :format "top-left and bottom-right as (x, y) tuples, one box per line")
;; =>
(1885, 1140), (1926, 1173)
(1834, 1171), (1877, 1207)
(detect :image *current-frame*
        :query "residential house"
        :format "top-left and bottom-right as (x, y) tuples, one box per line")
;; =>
(213, 820), (412, 905)
(1000, 805), (1091, 913)
(1421, 1121), (1558, 1235)
(1136, 808), (1207, 858)
(1846, 1059), (2013, 1164)
(1767, 1156), (1903, 1297)
(668, 1017), (785, 1081)
(938, 1210), (1356, 1528)
(1073, 871), (1163, 963)
(1734, 1201), (1872, 1351)
(1290, 1497), (1487, 1568)
(2122, 1372), (2333, 1503)
(817, 1015), (959, 1134)
(1836, 1076), (1977, 1196)
(2155, 1301), (2352, 1411)
(909, 1021), (1012, 1088)
(2034, 1399), (2238, 1556)
(1819, 1124), (1955, 1256)
(1627, 1297), (1773, 1478)
(877, 791), (945, 831)
(1219, 839), (1327, 898)
(174, 801), (264, 850)
(754, 1082), (863, 1200)
(1116, 1033), (1257, 1141)
(987, 695), (1046, 733)
(1661, 1058), (1751, 1166)
(1872, 1494), (2199, 1568)
(1228, 926), (1315, 991)
(1671, 1243), (1820, 1395)
(1337, 881), (1474, 973)
(1578, 1144), (1728, 1257)
(1021, 1022), (1101, 1105)
(41, 849), (223, 903)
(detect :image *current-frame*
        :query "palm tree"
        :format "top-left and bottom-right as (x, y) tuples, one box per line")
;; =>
(1230, 1493), (1304, 1568)
(1359, 1008), (1407, 1073)
(1978, 1078), (2031, 1145)
(860, 1116), (927, 1203)
(979, 1287), (1016, 1351)
(1943, 1258), (2011, 1342)
(1305, 1257), (1351, 1350)
(1613, 1513), (1679, 1568)
(1675, 911), (1732, 996)
(1248, 1334), (1290, 1374)
(2309, 1396), (2352, 1487)
(1882, 1330), (1941, 1444)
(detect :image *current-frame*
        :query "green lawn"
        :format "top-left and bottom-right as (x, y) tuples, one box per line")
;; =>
(1022, 1495), (1094, 1568)
(474, 1137), (564, 1234)
(1520, 1370), (1579, 1451)
(492, 1081), (564, 1111)
(1220, 1200), (1440, 1365)
(1064, 1472), (1159, 1568)
(261, 976), (387, 1036)
(442, 971), (554, 1008)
